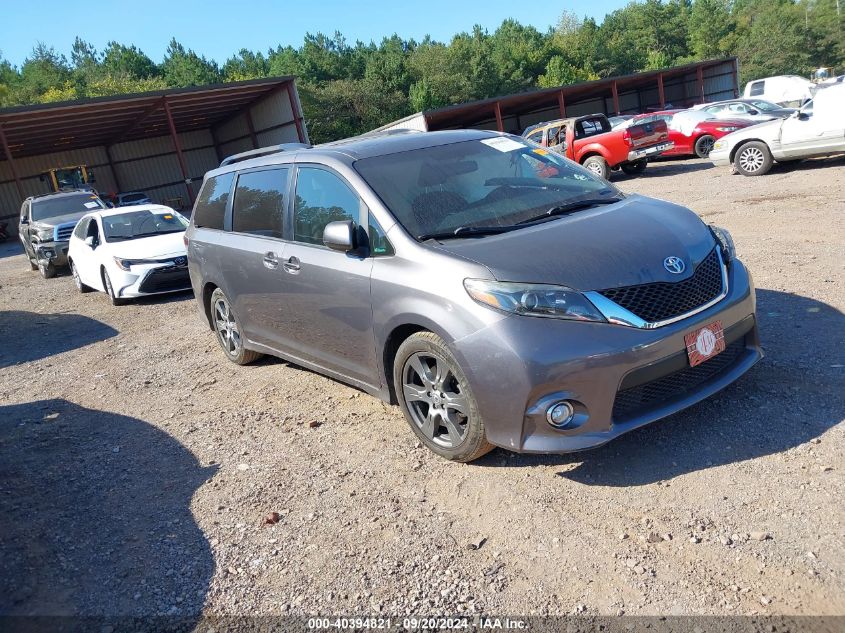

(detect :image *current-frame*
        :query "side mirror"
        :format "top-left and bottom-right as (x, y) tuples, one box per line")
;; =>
(747, 109), (759, 115)
(19, 216), (29, 225)
(323, 220), (355, 252)
(84, 236), (96, 248)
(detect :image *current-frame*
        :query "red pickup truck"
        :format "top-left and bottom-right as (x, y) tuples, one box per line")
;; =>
(522, 114), (673, 179)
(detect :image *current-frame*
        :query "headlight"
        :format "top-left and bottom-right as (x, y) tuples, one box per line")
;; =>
(113, 257), (133, 271)
(464, 279), (606, 322)
(36, 227), (54, 241)
(709, 225), (736, 266)
(716, 126), (738, 132)
(712, 140), (726, 151)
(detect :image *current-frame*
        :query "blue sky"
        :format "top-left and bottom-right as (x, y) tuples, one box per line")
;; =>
(0, 0), (626, 67)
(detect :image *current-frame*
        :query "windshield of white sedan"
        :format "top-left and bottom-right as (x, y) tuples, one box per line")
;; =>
(354, 138), (619, 239)
(102, 210), (188, 241)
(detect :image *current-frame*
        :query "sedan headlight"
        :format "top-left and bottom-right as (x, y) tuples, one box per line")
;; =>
(113, 257), (134, 271)
(716, 126), (739, 132)
(709, 225), (736, 266)
(712, 140), (726, 151)
(464, 279), (606, 322)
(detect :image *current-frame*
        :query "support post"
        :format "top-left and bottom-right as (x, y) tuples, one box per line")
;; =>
(494, 101), (504, 132)
(557, 91), (567, 118)
(657, 73), (666, 109)
(732, 62), (739, 98)
(105, 144), (123, 194)
(163, 97), (195, 205)
(245, 110), (259, 149)
(0, 124), (25, 201)
(286, 83), (306, 143)
(611, 81), (620, 115)
(210, 125), (224, 164)
(697, 66), (705, 103)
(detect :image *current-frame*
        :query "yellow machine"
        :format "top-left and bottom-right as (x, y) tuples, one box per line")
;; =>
(40, 165), (96, 192)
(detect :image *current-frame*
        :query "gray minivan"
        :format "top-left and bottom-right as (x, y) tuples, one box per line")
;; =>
(185, 130), (761, 462)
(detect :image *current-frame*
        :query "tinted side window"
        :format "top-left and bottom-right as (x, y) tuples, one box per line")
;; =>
(749, 81), (765, 96)
(193, 172), (234, 230)
(232, 168), (288, 238)
(368, 216), (394, 257)
(294, 168), (360, 245)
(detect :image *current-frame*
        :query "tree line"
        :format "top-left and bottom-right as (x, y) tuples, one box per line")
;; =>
(1, 0), (842, 143)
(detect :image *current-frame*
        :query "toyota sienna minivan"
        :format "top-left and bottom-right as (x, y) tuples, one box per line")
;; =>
(185, 130), (762, 462)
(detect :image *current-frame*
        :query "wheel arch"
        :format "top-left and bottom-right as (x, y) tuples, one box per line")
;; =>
(201, 282), (220, 330)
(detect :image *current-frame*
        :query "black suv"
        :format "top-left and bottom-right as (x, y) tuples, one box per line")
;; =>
(19, 190), (107, 278)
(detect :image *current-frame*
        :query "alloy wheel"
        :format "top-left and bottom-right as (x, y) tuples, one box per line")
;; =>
(214, 297), (241, 356)
(402, 352), (469, 448)
(738, 146), (765, 173)
(698, 137), (715, 156)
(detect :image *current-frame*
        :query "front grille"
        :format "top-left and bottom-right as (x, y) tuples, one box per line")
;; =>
(599, 248), (723, 323)
(54, 222), (76, 241)
(138, 267), (191, 294)
(612, 337), (746, 420)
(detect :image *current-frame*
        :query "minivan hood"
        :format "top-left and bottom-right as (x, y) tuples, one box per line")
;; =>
(103, 231), (186, 259)
(429, 195), (716, 291)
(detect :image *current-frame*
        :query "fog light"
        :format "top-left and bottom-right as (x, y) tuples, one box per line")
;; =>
(547, 401), (575, 428)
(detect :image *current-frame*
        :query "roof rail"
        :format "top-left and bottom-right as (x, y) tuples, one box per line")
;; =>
(220, 143), (311, 167)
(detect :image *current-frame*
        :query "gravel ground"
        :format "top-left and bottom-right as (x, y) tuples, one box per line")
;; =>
(0, 155), (843, 620)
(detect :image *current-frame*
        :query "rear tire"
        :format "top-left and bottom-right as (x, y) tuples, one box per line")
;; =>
(621, 159), (648, 175)
(38, 261), (56, 279)
(582, 155), (610, 180)
(70, 260), (93, 293)
(210, 288), (261, 365)
(394, 331), (493, 463)
(102, 269), (127, 306)
(734, 141), (773, 176)
(694, 134), (716, 158)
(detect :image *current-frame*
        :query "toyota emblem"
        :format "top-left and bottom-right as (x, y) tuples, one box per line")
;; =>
(663, 256), (686, 274)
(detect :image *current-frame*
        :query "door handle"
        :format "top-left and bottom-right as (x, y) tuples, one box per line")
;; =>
(283, 255), (301, 274)
(262, 251), (279, 269)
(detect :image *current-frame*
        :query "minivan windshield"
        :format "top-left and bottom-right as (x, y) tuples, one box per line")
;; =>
(31, 194), (106, 222)
(354, 137), (620, 239)
(101, 209), (188, 242)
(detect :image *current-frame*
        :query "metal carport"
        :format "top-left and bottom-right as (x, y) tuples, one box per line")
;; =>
(0, 77), (307, 230)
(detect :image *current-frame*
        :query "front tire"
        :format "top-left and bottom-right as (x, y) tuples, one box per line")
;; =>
(621, 159), (648, 175)
(102, 269), (127, 306)
(38, 261), (56, 279)
(394, 331), (493, 463)
(734, 141), (773, 176)
(210, 288), (261, 365)
(694, 134), (716, 158)
(582, 155), (610, 180)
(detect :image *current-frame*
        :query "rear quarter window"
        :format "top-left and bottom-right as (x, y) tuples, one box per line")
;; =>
(749, 81), (765, 97)
(193, 172), (234, 230)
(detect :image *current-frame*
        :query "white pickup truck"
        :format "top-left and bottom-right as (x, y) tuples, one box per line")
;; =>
(709, 83), (845, 176)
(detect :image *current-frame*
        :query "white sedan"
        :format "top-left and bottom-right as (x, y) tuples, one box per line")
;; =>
(67, 205), (191, 305)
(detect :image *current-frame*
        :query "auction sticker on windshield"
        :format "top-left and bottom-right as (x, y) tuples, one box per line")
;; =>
(685, 321), (725, 367)
(481, 136), (525, 152)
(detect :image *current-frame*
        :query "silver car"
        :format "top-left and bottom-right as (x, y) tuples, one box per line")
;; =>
(185, 130), (762, 462)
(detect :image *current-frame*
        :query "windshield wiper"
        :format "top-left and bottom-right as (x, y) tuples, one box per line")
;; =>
(418, 225), (518, 241)
(516, 197), (623, 225)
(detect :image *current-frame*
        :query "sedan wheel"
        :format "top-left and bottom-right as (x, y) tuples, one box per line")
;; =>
(102, 269), (126, 306)
(394, 331), (493, 462)
(71, 261), (92, 293)
(694, 134), (716, 158)
(734, 141), (773, 176)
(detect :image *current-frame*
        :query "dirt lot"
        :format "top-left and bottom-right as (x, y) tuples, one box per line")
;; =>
(1, 155), (843, 620)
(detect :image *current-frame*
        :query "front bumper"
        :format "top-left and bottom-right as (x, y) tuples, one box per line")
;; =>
(627, 141), (674, 162)
(35, 241), (69, 267)
(452, 260), (761, 453)
(108, 261), (192, 298)
(709, 147), (732, 166)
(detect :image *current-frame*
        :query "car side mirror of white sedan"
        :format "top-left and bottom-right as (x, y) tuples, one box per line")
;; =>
(84, 236), (96, 248)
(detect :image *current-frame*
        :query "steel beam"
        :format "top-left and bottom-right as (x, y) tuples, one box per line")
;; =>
(611, 81), (620, 115)
(286, 83), (306, 143)
(557, 91), (566, 118)
(697, 66), (705, 103)
(0, 124), (25, 200)
(494, 101), (504, 132)
(163, 97), (195, 205)
(245, 110), (259, 148)
(658, 73), (666, 108)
